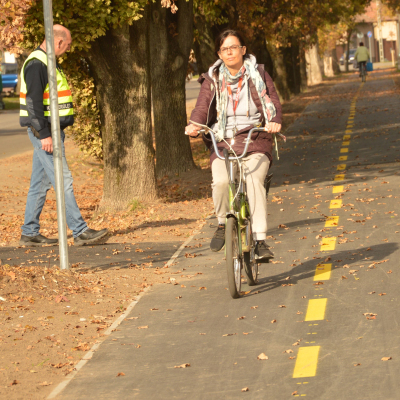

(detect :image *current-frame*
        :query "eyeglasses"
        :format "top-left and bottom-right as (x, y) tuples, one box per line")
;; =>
(219, 45), (244, 54)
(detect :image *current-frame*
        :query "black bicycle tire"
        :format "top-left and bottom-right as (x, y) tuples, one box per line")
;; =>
(243, 224), (258, 286)
(225, 217), (241, 299)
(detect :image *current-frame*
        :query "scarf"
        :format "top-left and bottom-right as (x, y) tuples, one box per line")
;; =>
(212, 57), (276, 142)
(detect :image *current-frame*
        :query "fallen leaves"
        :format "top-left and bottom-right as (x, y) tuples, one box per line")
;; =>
(174, 363), (190, 368)
(54, 295), (69, 303)
(137, 326), (148, 329)
(257, 353), (268, 360)
(241, 387), (249, 392)
(381, 357), (392, 361)
(116, 372), (125, 377)
(363, 313), (377, 320)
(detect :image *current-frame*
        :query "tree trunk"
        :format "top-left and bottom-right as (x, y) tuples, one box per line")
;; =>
(299, 46), (308, 92)
(193, 18), (216, 75)
(282, 38), (301, 95)
(331, 47), (341, 75)
(87, 9), (157, 211)
(249, 35), (274, 78)
(305, 44), (323, 86)
(266, 43), (290, 101)
(150, 0), (196, 178)
(345, 29), (352, 72)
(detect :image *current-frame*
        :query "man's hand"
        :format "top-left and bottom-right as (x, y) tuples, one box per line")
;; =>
(41, 137), (53, 153)
(266, 122), (282, 133)
(185, 124), (201, 138)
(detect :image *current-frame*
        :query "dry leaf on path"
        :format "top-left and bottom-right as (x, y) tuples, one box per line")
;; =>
(381, 357), (392, 361)
(39, 381), (52, 386)
(284, 349), (293, 354)
(10, 380), (19, 385)
(137, 326), (148, 329)
(116, 372), (125, 377)
(257, 353), (268, 360)
(241, 387), (249, 392)
(237, 316), (246, 320)
(174, 363), (190, 368)
(279, 305), (286, 308)
(222, 333), (237, 337)
(271, 319), (277, 323)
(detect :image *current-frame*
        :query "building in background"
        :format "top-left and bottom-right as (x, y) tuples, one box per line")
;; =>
(336, 2), (400, 64)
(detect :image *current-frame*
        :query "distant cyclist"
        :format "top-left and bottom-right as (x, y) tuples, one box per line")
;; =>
(354, 42), (370, 76)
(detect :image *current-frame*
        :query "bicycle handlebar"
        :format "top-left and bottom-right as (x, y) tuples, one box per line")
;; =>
(186, 120), (286, 161)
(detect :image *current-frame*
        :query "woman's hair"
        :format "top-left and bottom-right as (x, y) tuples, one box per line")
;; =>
(214, 29), (250, 60)
(359, 42), (364, 46)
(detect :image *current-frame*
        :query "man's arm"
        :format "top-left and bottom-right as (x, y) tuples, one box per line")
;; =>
(24, 60), (51, 140)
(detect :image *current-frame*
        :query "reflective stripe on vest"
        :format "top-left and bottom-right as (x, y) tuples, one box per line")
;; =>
(20, 50), (74, 119)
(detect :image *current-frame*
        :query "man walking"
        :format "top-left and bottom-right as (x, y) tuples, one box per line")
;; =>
(19, 24), (107, 246)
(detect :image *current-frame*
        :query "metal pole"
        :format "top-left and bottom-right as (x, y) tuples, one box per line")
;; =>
(43, 0), (69, 270)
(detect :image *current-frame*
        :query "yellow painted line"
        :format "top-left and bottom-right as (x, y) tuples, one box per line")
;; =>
(332, 185), (343, 193)
(334, 174), (345, 181)
(348, 116), (354, 120)
(320, 237), (336, 251)
(325, 216), (339, 227)
(293, 346), (320, 378)
(342, 141), (350, 146)
(339, 156), (347, 161)
(343, 135), (351, 141)
(345, 130), (352, 134)
(314, 264), (332, 280)
(346, 124), (353, 128)
(337, 164), (346, 171)
(330, 199), (342, 208)
(340, 148), (348, 153)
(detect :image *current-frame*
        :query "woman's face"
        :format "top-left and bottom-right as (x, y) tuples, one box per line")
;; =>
(218, 35), (246, 70)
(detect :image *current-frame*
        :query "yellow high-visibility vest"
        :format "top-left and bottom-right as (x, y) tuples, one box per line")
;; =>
(20, 50), (74, 120)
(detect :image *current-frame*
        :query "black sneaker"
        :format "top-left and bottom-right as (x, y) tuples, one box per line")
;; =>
(255, 240), (274, 260)
(210, 224), (225, 252)
(74, 228), (108, 246)
(19, 234), (58, 247)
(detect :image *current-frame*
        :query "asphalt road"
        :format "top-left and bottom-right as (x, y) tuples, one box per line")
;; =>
(25, 70), (399, 399)
(0, 111), (31, 159)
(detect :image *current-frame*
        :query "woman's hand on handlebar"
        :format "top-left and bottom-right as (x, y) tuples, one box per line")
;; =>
(185, 124), (201, 138)
(265, 122), (282, 133)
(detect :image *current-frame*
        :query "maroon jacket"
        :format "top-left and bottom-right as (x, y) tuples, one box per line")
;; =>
(190, 64), (282, 164)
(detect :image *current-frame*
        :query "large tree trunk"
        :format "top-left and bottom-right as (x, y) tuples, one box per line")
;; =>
(249, 35), (274, 78)
(87, 9), (157, 211)
(150, 0), (196, 178)
(305, 44), (323, 86)
(345, 29), (352, 72)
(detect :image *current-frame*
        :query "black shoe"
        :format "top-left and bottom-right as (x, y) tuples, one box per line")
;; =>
(210, 224), (225, 252)
(19, 234), (58, 247)
(255, 240), (274, 260)
(74, 228), (108, 246)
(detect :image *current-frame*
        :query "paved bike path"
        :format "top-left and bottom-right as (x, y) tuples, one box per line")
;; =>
(55, 71), (400, 399)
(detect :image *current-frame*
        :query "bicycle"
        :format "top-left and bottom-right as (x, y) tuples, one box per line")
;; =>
(359, 61), (367, 83)
(187, 121), (283, 298)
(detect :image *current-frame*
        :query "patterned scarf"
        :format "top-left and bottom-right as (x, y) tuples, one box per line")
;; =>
(212, 57), (276, 142)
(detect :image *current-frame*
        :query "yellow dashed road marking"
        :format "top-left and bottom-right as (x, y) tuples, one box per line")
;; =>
(332, 185), (343, 193)
(334, 174), (345, 181)
(340, 148), (348, 153)
(339, 156), (347, 161)
(320, 237), (336, 251)
(337, 164), (346, 171)
(325, 216), (339, 227)
(293, 346), (320, 378)
(314, 264), (332, 280)
(342, 141), (350, 146)
(343, 135), (351, 141)
(330, 199), (342, 208)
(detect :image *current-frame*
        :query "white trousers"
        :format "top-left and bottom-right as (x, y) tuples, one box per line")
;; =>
(211, 153), (270, 241)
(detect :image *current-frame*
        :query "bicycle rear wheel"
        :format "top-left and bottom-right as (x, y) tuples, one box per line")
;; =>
(225, 217), (241, 299)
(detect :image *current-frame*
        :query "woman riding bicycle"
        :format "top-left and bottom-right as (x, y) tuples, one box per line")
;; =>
(354, 42), (370, 77)
(185, 29), (282, 260)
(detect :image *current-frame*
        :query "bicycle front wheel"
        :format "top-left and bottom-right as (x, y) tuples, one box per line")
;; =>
(225, 217), (241, 298)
